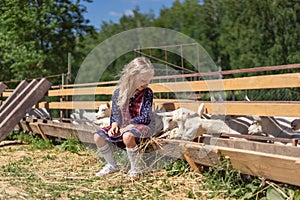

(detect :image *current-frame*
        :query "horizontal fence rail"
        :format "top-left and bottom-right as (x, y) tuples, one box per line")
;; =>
(1, 65), (300, 118)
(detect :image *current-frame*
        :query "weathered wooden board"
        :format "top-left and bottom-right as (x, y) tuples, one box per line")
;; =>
(29, 121), (98, 144)
(153, 101), (300, 118)
(0, 80), (31, 118)
(150, 73), (300, 92)
(161, 139), (300, 187)
(200, 136), (300, 158)
(0, 78), (52, 141)
(0, 80), (28, 113)
(48, 86), (115, 96)
(34, 100), (300, 118)
(0, 82), (7, 95)
(219, 147), (300, 187)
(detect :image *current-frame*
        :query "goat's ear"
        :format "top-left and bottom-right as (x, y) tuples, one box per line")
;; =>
(156, 112), (172, 117)
(197, 103), (205, 116)
(106, 102), (110, 108)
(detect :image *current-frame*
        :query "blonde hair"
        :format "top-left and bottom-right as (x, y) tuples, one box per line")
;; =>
(116, 57), (154, 108)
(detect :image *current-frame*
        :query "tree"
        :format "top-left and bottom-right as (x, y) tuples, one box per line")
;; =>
(219, 0), (300, 72)
(0, 0), (94, 85)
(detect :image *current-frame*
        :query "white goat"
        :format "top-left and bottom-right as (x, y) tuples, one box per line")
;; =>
(95, 103), (111, 119)
(70, 103), (112, 126)
(157, 103), (245, 141)
(181, 116), (243, 140)
(94, 103), (111, 127)
(156, 106), (199, 132)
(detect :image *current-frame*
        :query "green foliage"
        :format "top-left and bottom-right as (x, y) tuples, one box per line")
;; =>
(55, 137), (85, 154)
(7, 131), (85, 154)
(8, 131), (54, 150)
(1, 0), (299, 85)
(202, 156), (299, 199)
(164, 159), (190, 176)
(0, 0), (95, 84)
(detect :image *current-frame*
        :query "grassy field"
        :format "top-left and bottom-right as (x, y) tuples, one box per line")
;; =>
(0, 133), (299, 200)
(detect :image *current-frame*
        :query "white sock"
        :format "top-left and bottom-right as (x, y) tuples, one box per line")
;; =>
(126, 145), (141, 170)
(98, 143), (117, 168)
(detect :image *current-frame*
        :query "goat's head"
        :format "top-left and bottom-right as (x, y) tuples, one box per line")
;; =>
(156, 111), (178, 131)
(156, 108), (198, 131)
(96, 102), (111, 119)
(248, 120), (263, 135)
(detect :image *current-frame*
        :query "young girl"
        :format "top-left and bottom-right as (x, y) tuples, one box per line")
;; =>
(94, 57), (155, 177)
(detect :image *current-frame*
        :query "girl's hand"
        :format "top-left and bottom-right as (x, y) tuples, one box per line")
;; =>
(108, 122), (119, 137)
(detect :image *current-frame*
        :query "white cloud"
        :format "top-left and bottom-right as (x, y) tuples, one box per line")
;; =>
(124, 9), (134, 17)
(109, 9), (134, 18)
(109, 11), (122, 17)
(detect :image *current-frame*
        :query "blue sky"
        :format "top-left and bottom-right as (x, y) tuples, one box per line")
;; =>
(81, 0), (182, 29)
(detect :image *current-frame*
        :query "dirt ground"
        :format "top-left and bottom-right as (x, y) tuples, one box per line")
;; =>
(0, 140), (212, 200)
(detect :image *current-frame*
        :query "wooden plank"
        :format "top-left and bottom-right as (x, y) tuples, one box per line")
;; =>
(38, 72), (300, 97)
(219, 147), (300, 187)
(160, 139), (221, 167)
(200, 137), (300, 158)
(150, 73), (300, 93)
(220, 133), (299, 146)
(34, 122), (98, 144)
(0, 80), (37, 122)
(161, 139), (300, 186)
(37, 101), (108, 110)
(48, 86), (115, 96)
(0, 82), (7, 95)
(154, 101), (300, 117)
(35, 100), (300, 117)
(18, 120), (33, 133)
(183, 151), (201, 174)
(0, 80), (29, 113)
(0, 78), (52, 141)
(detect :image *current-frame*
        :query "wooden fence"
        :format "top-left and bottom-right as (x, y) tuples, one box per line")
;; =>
(3, 66), (299, 118)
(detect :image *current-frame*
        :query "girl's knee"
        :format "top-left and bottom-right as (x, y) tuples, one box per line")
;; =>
(94, 133), (106, 146)
(122, 132), (136, 147)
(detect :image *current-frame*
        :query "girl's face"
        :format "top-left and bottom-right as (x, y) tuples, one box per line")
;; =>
(135, 72), (152, 91)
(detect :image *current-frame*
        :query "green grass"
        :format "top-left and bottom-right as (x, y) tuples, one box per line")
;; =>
(1, 131), (299, 199)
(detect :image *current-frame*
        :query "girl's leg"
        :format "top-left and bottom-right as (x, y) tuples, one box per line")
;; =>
(94, 133), (119, 176)
(123, 132), (144, 177)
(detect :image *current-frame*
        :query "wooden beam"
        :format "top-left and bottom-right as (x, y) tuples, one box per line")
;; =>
(161, 139), (300, 187)
(150, 73), (300, 93)
(0, 80), (36, 122)
(48, 86), (116, 96)
(28, 72), (300, 97)
(0, 80), (29, 113)
(0, 82), (7, 95)
(33, 122), (97, 144)
(35, 100), (300, 117)
(37, 101), (108, 110)
(0, 78), (52, 141)
(219, 147), (300, 187)
(183, 151), (201, 174)
(153, 101), (300, 117)
(200, 136), (300, 158)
